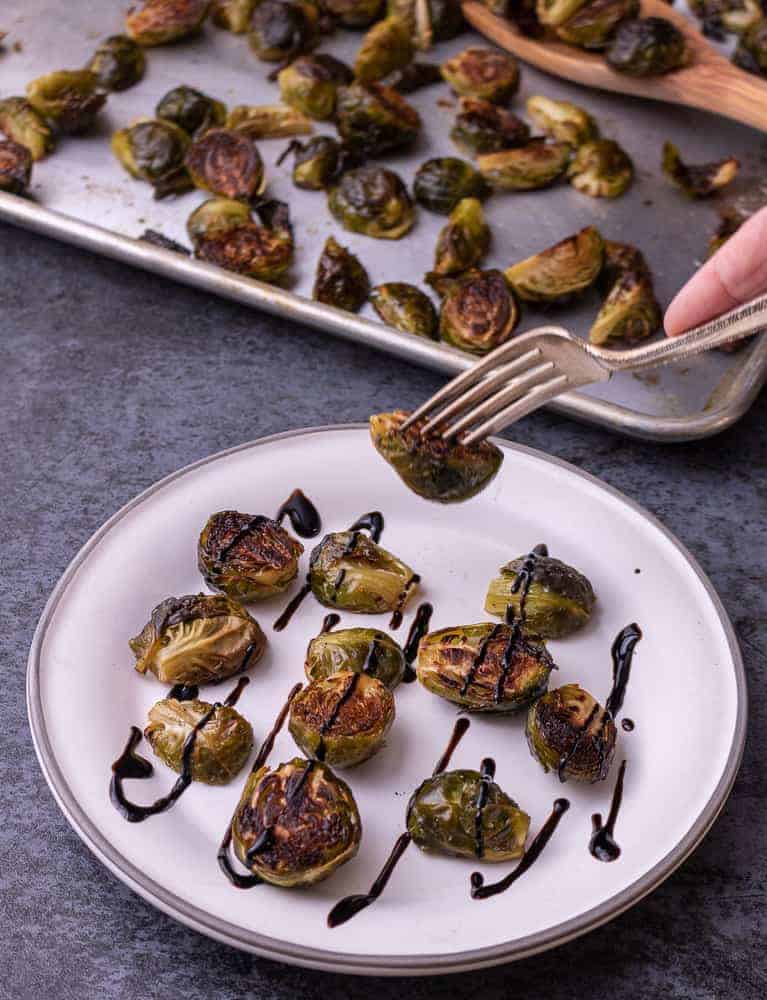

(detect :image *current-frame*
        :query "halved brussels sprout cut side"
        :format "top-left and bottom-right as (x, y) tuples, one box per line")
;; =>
(0, 139), (32, 195)
(440, 269), (519, 354)
(313, 236), (371, 312)
(661, 141), (739, 198)
(328, 166), (416, 240)
(112, 119), (192, 198)
(370, 283), (438, 339)
(306, 627), (406, 688)
(413, 157), (488, 215)
(335, 82), (421, 156)
(477, 140), (572, 191)
(567, 139), (634, 197)
(310, 530), (418, 613)
(526, 683), (617, 782)
(431, 197), (491, 277)
(0, 98), (54, 161)
(505, 226), (604, 302)
(555, 0), (639, 49)
(441, 47), (520, 104)
(450, 97), (531, 157)
(354, 16), (414, 83)
(27, 70), (106, 133)
(526, 95), (598, 146)
(126, 0), (210, 46)
(606, 16), (688, 76)
(185, 127), (265, 200)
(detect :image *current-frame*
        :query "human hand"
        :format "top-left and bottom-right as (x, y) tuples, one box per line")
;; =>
(664, 205), (767, 337)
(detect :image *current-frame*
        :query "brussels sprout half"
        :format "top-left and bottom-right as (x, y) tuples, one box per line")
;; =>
(185, 127), (264, 200)
(537, 0), (591, 27)
(606, 17), (688, 76)
(0, 139), (32, 195)
(370, 283), (439, 339)
(87, 36), (146, 92)
(599, 238), (652, 290)
(0, 98), (54, 161)
(733, 17), (767, 74)
(211, 0), (258, 32)
(387, 62), (443, 93)
(450, 98), (531, 157)
(227, 104), (313, 139)
(431, 197), (490, 277)
(195, 220), (294, 280)
(278, 136), (350, 190)
(145, 696), (254, 784)
(248, 0), (317, 62)
(526, 683), (617, 782)
(324, 0), (384, 26)
(232, 758), (362, 886)
(413, 157), (489, 215)
(112, 119), (193, 197)
(407, 768), (530, 860)
(526, 95), (598, 147)
(130, 593), (267, 685)
(370, 410), (503, 502)
(440, 269), (519, 355)
(278, 54), (352, 121)
(328, 166), (416, 240)
(313, 236), (371, 312)
(589, 270), (661, 345)
(505, 226), (604, 302)
(306, 627), (406, 688)
(187, 197), (252, 244)
(568, 139), (633, 197)
(477, 140), (572, 191)
(125, 0), (210, 45)
(417, 623), (555, 712)
(26, 70), (106, 134)
(335, 82), (421, 156)
(354, 16), (414, 83)
(441, 47), (521, 104)
(309, 530), (418, 614)
(661, 141), (739, 198)
(555, 0), (639, 49)
(156, 86), (227, 136)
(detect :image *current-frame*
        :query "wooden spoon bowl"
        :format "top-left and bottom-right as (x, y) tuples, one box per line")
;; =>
(462, 0), (767, 132)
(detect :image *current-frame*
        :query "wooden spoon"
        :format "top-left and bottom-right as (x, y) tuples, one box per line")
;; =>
(462, 0), (767, 132)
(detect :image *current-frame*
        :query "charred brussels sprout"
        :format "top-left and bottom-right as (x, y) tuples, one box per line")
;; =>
(417, 623), (555, 712)
(248, 0), (317, 62)
(589, 270), (661, 345)
(526, 95), (598, 147)
(185, 128), (264, 200)
(440, 269), (518, 355)
(26, 71), (106, 134)
(441, 47), (521, 104)
(112, 119), (192, 197)
(199, 510), (303, 600)
(227, 104), (313, 138)
(156, 86), (226, 135)
(606, 17), (688, 76)
(145, 696), (254, 784)
(0, 98), (53, 161)
(413, 157), (488, 215)
(505, 226), (604, 303)
(354, 16), (414, 83)
(661, 142), (739, 198)
(130, 593), (266, 684)
(707, 209), (744, 257)
(485, 551), (596, 636)
(323, 0), (384, 26)
(278, 54), (353, 120)
(407, 769), (530, 860)
(231, 758), (362, 886)
(370, 410), (503, 502)
(313, 236), (371, 312)
(537, 0), (591, 26)
(0, 140), (32, 195)
(211, 0), (258, 31)
(187, 196), (252, 243)
(125, 0), (210, 45)
(309, 530), (418, 614)
(387, 61), (443, 93)
(87, 36), (146, 92)
(733, 18), (767, 74)
(526, 683), (616, 782)
(195, 219), (294, 280)
(289, 672), (395, 767)
(279, 136), (350, 190)
(477, 140), (571, 191)
(370, 283), (438, 338)
(328, 166), (415, 239)
(689, 0), (762, 38)
(306, 627), (406, 688)
(335, 82), (420, 156)
(431, 197), (490, 277)
(555, 0), (639, 49)
(451, 98), (530, 156)
(599, 238), (652, 288)
(567, 139), (633, 197)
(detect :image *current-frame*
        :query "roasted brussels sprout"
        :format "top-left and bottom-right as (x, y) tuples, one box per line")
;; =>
(211, 0), (258, 31)
(370, 410), (503, 502)
(430, 197), (490, 277)
(386, 61), (443, 93)
(306, 627), (406, 688)
(661, 141), (739, 198)
(0, 139), (32, 195)
(313, 236), (371, 312)
(526, 683), (616, 782)
(130, 593), (267, 684)
(536, 0), (591, 26)
(599, 238), (652, 288)
(555, 0), (639, 49)
(248, 0), (316, 62)
(689, 0), (762, 39)
(441, 47), (520, 104)
(26, 70), (106, 134)
(440, 269), (518, 354)
(335, 82), (421, 156)
(156, 86), (226, 136)
(450, 97), (530, 157)
(145, 696), (254, 784)
(589, 270), (661, 345)
(126, 0), (210, 45)
(195, 217), (294, 280)
(227, 104), (313, 138)
(0, 98), (53, 161)
(328, 165), (416, 239)
(278, 136), (351, 189)
(310, 530), (418, 614)
(370, 283), (438, 338)
(606, 17), (688, 76)
(733, 18), (767, 74)
(231, 757), (362, 886)
(87, 36), (146, 92)
(323, 0), (384, 26)
(707, 208), (744, 257)
(185, 127), (264, 200)
(354, 16), (414, 83)
(567, 139), (633, 197)
(111, 119), (192, 197)
(505, 226), (604, 302)
(417, 623), (555, 712)
(407, 766), (530, 860)
(289, 672), (395, 767)
(199, 510), (304, 600)
(278, 53), (353, 120)
(485, 549), (596, 636)
(187, 196), (252, 243)
(477, 140), (572, 191)
(413, 157), (488, 215)
(526, 95), (598, 147)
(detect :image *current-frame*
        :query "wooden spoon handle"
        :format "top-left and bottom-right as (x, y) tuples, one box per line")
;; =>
(668, 64), (767, 133)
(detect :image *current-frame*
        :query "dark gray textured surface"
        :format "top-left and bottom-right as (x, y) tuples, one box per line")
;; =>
(2, 222), (765, 999)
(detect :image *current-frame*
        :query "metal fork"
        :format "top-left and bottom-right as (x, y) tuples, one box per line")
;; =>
(403, 293), (767, 444)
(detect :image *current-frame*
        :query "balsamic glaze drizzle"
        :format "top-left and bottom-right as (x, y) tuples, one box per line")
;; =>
(461, 624), (504, 696)
(389, 574), (421, 630)
(316, 673), (360, 761)
(589, 759), (627, 862)
(327, 717), (471, 928)
(217, 682), (303, 888)
(321, 613), (341, 634)
(273, 579), (312, 632)
(168, 684), (199, 701)
(348, 511), (384, 543)
(556, 703), (601, 783)
(605, 623), (642, 718)
(621, 718), (635, 732)
(246, 759), (317, 861)
(511, 543), (548, 619)
(470, 798), (570, 899)
(494, 610), (524, 704)
(274, 489), (322, 538)
(474, 758), (496, 860)
(215, 515), (271, 568)
(402, 602), (433, 683)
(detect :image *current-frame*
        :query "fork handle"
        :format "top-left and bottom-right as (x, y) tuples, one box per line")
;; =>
(589, 293), (767, 373)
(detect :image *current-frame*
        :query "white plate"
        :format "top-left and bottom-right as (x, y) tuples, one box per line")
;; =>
(27, 426), (746, 975)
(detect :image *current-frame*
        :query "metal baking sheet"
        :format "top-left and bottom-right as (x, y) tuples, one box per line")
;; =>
(1, 2), (765, 440)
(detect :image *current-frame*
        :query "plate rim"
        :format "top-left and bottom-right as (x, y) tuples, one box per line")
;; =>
(26, 423), (747, 976)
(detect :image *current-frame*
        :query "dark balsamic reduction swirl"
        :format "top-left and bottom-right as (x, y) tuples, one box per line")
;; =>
(315, 672), (360, 761)
(349, 511), (384, 543)
(474, 758), (496, 860)
(274, 489), (322, 538)
(273, 579), (312, 632)
(169, 683), (199, 701)
(389, 574), (420, 630)
(511, 543), (548, 618)
(589, 759), (627, 862)
(321, 613), (341, 634)
(621, 718), (635, 732)
(605, 623), (642, 718)
(402, 602), (433, 683)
